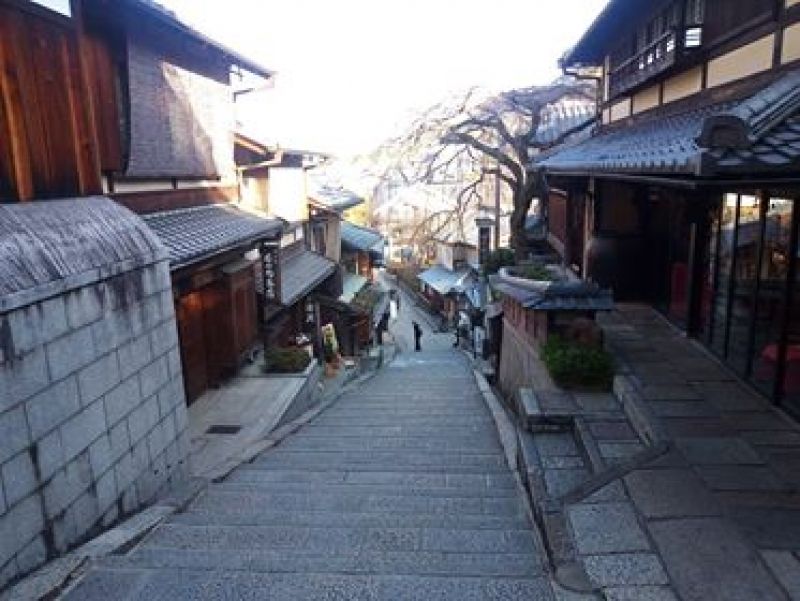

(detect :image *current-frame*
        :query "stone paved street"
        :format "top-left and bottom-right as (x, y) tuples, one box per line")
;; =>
(60, 298), (553, 600)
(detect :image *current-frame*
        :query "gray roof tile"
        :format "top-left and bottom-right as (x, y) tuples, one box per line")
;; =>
(536, 68), (800, 177)
(341, 222), (384, 254)
(142, 204), (283, 270)
(278, 245), (336, 306)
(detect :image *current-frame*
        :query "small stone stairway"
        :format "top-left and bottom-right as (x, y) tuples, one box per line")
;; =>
(62, 349), (554, 600)
(515, 384), (672, 594)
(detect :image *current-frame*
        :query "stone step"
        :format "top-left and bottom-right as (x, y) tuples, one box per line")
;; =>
(311, 417), (495, 427)
(170, 507), (529, 530)
(137, 523), (538, 555)
(62, 568), (554, 600)
(214, 479), (518, 499)
(188, 488), (525, 517)
(106, 547), (542, 578)
(301, 425), (496, 437)
(318, 409), (491, 419)
(276, 436), (501, 453)
(333, 401), (488, 410)
(227, 468), (516, 489)
(252, 449), (509, 471)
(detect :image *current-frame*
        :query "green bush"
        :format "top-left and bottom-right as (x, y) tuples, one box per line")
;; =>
(514, 264), (554, 281)
(483, 248), (516, 275)
(264, 347), (312, 374)
(540, 336), (614, 390)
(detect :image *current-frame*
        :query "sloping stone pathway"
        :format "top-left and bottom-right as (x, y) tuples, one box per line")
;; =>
(61, 347), (553, 599)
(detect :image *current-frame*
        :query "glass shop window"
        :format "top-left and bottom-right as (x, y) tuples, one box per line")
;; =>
(750, 198), (793, 396)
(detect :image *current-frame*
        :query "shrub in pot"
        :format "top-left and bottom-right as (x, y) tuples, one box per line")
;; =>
(264, 347), (312, 374)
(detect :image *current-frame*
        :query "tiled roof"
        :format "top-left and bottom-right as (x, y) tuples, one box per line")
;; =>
(309, 186), (364, 212)
(339, 273), (368, 303)
(131, 0), (273, 78)
(535, 69), (800, 177)
(418, 265), (477, 296)
(142, 204), (283, 270)
(489, 275), (614, 312)
(341, 222), (384, 254)
(279, 245), (337, 306)
(533, 107), (596, 146)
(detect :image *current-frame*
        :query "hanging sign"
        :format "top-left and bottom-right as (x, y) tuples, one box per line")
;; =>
(260, 241), (282, 305)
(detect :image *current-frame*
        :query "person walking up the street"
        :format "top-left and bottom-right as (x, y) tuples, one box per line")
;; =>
(413, 321), (422, 352)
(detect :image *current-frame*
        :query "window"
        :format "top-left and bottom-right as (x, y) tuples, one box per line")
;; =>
(30, 0), (71, 16)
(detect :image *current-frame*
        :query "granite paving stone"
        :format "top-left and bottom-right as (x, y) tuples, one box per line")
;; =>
(760, 550), (800, 598)
(675, 437), (765, 466)
(577, 480), (628, 504)
(696, 465), (788, 492)
(649, 517), (787, 601)
(544, 468), (589, 498)
(574, 393), (620, 413)
(624, 469), (720, 518)
(534, 433), (581, 457)
(568, 502), (651, 554)
(582, 553), (669, 586)
(603, 586), (679, 601)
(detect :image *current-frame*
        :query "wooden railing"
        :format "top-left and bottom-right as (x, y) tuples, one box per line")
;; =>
(609, 28), (680, 98)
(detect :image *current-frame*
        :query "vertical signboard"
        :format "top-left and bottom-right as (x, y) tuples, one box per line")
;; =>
(260, 241), (282, 309)
(479, 226), (492, 266)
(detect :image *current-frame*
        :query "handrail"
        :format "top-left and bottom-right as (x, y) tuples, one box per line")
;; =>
(611, 28), (678, 76)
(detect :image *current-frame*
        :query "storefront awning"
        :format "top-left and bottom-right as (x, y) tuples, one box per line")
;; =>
(341, 222), (385, 256)
(339, 273), (368, 303)
(534, 68), (800, 178)
(142, 203), (283, 271)
(279, 246), (337, 306)
(418, 265), (476, 296)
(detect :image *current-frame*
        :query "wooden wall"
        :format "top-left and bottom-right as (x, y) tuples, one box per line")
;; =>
(0, 2), (101, 202)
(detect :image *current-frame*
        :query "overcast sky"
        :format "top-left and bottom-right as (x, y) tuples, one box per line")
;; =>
(164, 0), (607, 157)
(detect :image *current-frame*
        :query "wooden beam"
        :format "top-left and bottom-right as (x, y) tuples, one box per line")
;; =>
(112, 185), (239, 214)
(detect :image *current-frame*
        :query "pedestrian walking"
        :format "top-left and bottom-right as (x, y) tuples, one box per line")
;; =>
(413, 321), (422, 352)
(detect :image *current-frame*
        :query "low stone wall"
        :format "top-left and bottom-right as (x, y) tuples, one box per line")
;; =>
(497, 317), (557, 399)
(0, 199), (188, 588)
(274, 361), (324, 428)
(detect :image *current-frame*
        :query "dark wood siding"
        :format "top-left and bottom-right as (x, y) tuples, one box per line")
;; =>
(704, 0), (775, 46)
(0, 3), (100, 202)
(82, 25), (124, 172)
(549, 191), (568, 247)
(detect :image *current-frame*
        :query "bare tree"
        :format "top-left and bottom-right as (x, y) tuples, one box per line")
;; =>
(371, 80), (596, 259)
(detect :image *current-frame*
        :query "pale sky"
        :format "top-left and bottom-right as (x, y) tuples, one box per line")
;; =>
(164, 0), (607, 157)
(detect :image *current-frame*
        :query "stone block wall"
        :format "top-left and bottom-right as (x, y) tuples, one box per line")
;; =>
(498, 317), (556, 398)
(0, 260), (188, 588)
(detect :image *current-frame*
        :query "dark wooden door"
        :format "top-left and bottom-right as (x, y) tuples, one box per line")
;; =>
(176, 291), (208, 404)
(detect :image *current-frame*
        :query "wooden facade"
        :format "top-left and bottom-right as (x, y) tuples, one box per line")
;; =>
(0, 0), (276, 403)
(544, 0), (800, 415)
(0, 1), (102, 202)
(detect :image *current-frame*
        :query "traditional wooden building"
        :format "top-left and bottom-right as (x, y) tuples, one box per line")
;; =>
(0, 0), (283, 402)
(534, 0), (800, 413)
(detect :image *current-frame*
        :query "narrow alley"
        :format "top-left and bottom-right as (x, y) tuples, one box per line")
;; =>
(61, 298), (553, 600)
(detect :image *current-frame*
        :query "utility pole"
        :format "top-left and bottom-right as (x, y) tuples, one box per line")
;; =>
(494, 160), (501, 250)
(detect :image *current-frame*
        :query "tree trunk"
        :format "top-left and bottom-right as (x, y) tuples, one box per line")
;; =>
(510, 190), (531, 262)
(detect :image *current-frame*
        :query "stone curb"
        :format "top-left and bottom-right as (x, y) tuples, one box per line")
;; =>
(471, 370), (599, 597)
(1, 502), (181, 601)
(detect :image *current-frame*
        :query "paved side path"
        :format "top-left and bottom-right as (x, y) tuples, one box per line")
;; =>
(63, 346), (552, 599)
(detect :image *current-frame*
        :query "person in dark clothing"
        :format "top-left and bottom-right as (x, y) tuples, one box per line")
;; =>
(413, 321), (422, 352)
